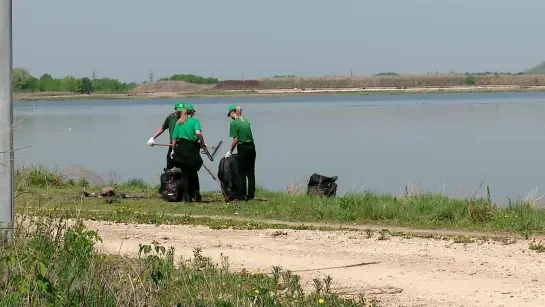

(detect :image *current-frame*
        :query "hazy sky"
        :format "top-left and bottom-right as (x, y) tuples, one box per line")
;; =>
(12, 0), (545, 82)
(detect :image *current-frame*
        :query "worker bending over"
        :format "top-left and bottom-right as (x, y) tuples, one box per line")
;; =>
(226, 104), (256, 201)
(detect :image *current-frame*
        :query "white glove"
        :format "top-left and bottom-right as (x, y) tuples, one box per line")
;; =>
(225, 151), (232, 158)
(147, 137), (155, 146)
(170, 150), (174, 159)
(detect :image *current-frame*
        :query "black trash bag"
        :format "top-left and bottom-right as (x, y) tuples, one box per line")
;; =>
(159, 167), (184, 202)
(307, 173), (338, 197)
(217, 154), (239, 201)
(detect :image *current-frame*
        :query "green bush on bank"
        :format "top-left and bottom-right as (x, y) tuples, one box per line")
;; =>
(158, 73), (219, 84)
(14, 165), (149, 190)
(0, 216), (373, 306)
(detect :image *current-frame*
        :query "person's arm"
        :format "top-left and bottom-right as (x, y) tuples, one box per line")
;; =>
(171, 123), (179, 148)
(229, 138), (238, 153)
(157, 117), (171, 138)
(194, 120), (206, 147)
(153, 127), (165, 139)
(196, 131), (205, 147)
(228, 121), (238, 154)
(148, 117), (169, 145)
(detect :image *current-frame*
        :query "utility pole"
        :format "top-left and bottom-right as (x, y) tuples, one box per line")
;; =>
(149, 71), (154, 83)
(0, 0), (15, 241)
(92, 70), (96, 80)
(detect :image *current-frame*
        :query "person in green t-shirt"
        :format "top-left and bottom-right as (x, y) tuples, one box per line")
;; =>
(225, 104), (256, 201)
(171, 104), (207, 202)
(147, 102), (185, 170)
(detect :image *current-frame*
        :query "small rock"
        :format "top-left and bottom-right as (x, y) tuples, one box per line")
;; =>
(79, 191), (90, 198)
(100, 187), (115, 197)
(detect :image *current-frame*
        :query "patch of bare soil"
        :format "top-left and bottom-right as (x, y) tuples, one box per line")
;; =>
(130, 81), (216, 94)
(85, 220), (545, 307)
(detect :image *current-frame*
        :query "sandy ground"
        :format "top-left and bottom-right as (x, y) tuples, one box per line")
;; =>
(84, 220), (545, 307)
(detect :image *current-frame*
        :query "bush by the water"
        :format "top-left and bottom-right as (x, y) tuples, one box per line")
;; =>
(0, 216), (373, 306)
(158, 73), (219, 84)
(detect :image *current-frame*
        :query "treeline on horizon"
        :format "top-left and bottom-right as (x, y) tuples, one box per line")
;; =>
(12, 68), (220, 94)
(12, 67), (545, 94)
(13, 68), (137, 94)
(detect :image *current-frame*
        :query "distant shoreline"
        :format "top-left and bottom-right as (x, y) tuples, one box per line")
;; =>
(14, 85), (545, 102)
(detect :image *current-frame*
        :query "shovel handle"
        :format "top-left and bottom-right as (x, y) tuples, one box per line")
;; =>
(153, 143), (216, 149)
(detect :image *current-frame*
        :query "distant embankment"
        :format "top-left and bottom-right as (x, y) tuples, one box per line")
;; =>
(214, 74), (545, 90)
(128, 74), (545, 94)
(14, 73), (545, 101)
(130, 80), (216, 93)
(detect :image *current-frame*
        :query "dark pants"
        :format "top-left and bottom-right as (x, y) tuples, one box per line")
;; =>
(173, 139), (203, 202)
(236, 142), (256, 200)
(179, 166), (200, 202)
(166, 146), (174, 170)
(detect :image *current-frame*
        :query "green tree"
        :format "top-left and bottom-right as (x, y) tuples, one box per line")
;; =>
(80, 77), (93, 94)
(60, 76), (79, 92)
(13, 68), (33, 91)
(38, 74), (55, 92)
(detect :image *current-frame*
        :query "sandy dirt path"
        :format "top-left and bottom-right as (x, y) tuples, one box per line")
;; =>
(85, 220), (545, 307)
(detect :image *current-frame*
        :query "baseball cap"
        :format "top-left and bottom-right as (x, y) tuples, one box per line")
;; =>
(174, 102), (185, 111)
(227, 104), (237, 116)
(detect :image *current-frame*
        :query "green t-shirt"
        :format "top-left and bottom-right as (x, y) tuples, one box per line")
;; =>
(229, 118), (254, 143)
(162, 113), (179, 139)
(172, 117), (202, 142)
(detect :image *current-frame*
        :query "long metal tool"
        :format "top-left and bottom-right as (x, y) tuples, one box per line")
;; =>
(154, 143), (218, 149)
(210, 140), (223, 158)
(0, 0), (14, 240)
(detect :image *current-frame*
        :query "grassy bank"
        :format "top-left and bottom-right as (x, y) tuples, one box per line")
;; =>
(1, 216), (373, 306)
(14, 166), (545, 238)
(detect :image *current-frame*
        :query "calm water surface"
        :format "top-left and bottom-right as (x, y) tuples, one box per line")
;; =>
(13, 92), (545, 203)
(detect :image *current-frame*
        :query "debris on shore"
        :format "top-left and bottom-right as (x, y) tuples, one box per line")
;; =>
(79, 187), (153, 199)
